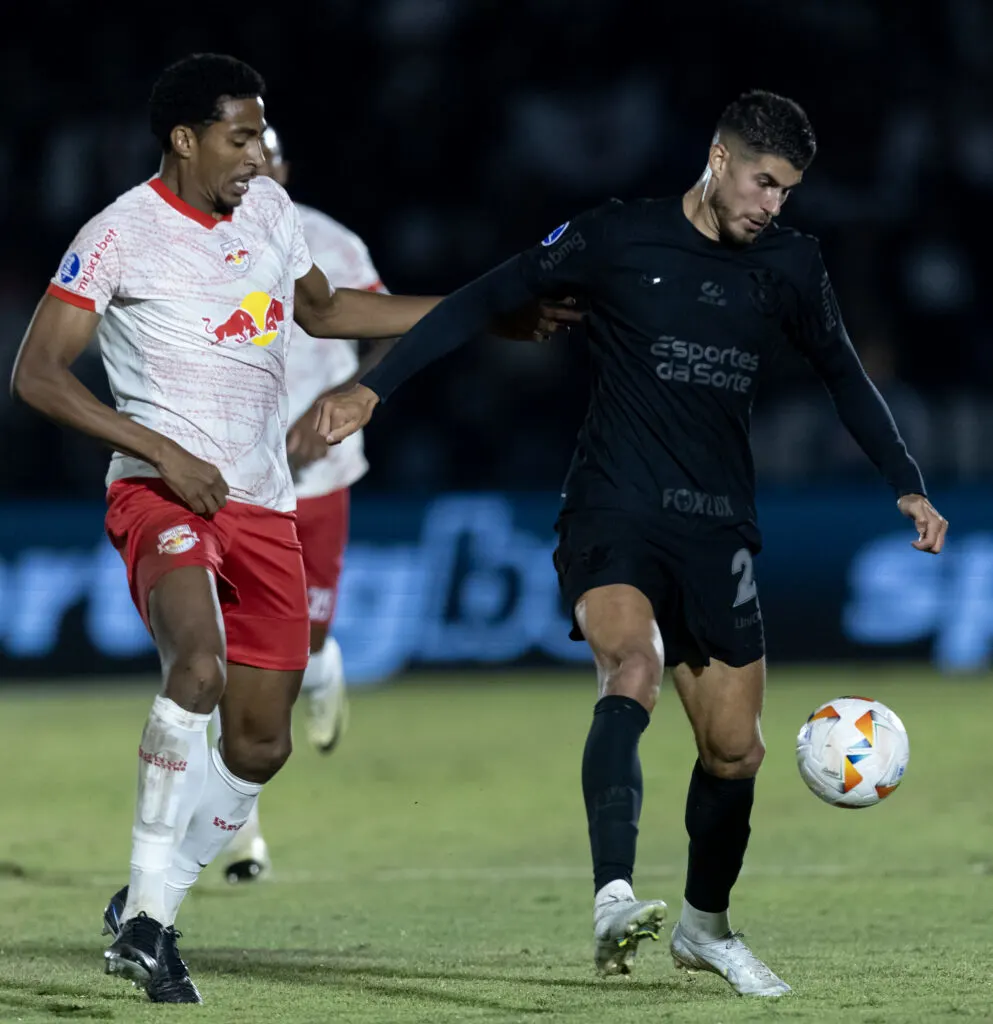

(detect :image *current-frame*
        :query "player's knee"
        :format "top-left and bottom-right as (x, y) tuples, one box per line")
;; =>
(222, 730), (293, 784)
(601, 647), (663, 712)
(163, 649), (225, 713)
(700, 736), (765, 780)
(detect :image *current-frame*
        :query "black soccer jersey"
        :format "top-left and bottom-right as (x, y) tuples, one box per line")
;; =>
(363, 196), (925, 546)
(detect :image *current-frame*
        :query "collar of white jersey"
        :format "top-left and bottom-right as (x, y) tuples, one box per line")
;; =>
(148, 177), (235, 230)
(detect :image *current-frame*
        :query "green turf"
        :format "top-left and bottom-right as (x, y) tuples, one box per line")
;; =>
(1, 666), (992, 1023)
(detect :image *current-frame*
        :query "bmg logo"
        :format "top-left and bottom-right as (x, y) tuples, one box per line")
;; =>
(539, 231), (586, 272)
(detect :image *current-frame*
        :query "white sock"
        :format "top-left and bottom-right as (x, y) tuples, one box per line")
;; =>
(594, 879), (634, 912)
(123, 695), (211, 925)
(208, 706), (222, 746)
(162, 745), (262, 925)
(223, 797), (263, 859)
(679, 898), (731, 941)
(300, 636), (344, 694)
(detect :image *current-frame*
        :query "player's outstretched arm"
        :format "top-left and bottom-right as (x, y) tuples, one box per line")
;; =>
(11, 295), (230, 516)
(790, 253), (948, 553)
(312, 255), (544, 444)
(311, 204), (612, 444)
(293, 264), (578, 346)
(294, 264), (442, 340)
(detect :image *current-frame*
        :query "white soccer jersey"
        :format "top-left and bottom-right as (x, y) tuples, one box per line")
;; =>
(286, 204), (384, 498)
(48, 174), (315, 512)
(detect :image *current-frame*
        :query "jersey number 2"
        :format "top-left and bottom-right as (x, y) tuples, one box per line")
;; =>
(731, 548), (757, 608)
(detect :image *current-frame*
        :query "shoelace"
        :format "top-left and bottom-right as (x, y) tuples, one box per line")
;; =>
(158, 927), (190, 975)
(721, 931), (780, 981)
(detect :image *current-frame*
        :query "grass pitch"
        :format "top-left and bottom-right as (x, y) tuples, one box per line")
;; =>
(1, 666), (992, 1022)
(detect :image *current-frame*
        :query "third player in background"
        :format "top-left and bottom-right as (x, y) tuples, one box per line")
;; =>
(219, 125), (393, 883)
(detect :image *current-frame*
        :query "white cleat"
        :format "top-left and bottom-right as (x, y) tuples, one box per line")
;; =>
(594, 896), (668, 976)
(670, 922), (792, 997)
(306, 678), (349, 754)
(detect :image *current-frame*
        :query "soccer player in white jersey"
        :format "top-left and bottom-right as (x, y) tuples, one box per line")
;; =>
(218, 125), (392, 883)
(11, 53), (575, 1005)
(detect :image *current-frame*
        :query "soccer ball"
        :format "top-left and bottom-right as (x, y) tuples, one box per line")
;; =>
(796, 696), (909, 808)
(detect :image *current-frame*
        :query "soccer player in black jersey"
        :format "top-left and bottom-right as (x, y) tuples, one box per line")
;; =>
(316, 90), (948, 996)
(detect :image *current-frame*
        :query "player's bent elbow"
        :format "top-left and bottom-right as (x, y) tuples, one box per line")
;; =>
(9, 358), (48, 407)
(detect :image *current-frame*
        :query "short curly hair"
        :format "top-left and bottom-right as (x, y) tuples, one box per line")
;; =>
(716, 89), (816, 170)
(149, 53), (266, 153)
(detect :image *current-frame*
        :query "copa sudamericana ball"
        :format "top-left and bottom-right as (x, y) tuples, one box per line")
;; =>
(796, 696), (909, 808)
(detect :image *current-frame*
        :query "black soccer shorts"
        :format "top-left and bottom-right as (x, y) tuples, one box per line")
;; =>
(553, 510), (765, 668)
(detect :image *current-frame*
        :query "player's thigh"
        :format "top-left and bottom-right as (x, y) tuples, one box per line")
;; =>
(147, 567), (227, 711)
(104, 479), (229, 711)
(295, 488), (350, 654)
(218, 663), (303, 782)
(671, 655), (766, 778)
(575, 584), (665, 706)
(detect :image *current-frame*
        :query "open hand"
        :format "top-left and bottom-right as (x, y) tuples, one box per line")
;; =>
(897, 493), (948, 553)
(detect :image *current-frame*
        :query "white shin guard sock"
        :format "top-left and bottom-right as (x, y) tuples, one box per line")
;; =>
(300, 636), (344, 695)
(679, 898), (732, 941)
(163, 746), (262, 925)
(123, 695), (211, 925)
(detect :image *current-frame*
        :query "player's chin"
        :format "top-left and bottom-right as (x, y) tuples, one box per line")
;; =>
(737, 222), (766, 244)
(220, 180), (252, 209)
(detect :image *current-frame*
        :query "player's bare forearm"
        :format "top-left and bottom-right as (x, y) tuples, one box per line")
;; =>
(296, 268), (442, 339)
(329, 289), (441, 339)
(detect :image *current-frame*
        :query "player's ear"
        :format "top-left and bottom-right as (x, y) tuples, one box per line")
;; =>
(709, 142), (729, 180)
(170, 125), (197, 160)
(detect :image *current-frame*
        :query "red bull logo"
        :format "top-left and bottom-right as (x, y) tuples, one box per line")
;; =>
(220, 238), (251, 273)
(202, 291), (286, 347)
(157, 524), (199, 555)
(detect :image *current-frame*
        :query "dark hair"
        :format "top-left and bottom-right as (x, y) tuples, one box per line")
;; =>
(716, 89), (816, 170)
(149, 53), (266, 153)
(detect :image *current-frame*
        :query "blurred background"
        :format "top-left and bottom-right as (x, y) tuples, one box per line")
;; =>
(1, 0), (991, 682)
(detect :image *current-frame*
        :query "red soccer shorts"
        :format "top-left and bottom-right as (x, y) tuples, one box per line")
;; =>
(105, 478), (309, 670)
(294, 487), (350, 626)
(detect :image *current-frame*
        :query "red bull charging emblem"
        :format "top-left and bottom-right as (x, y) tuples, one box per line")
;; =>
(202, 291), (285, 347)
(221, 238), (251, 273)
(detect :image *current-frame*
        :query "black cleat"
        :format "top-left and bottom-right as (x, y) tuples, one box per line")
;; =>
(101, 884), (128, 939)
(103, 910), (162, 987)
(225, 858), (266, 884)
(147, 926), (203, 1003)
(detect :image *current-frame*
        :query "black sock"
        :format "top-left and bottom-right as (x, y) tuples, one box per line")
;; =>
(582, 695), (651, 894)
(684, 759), (755, 913)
